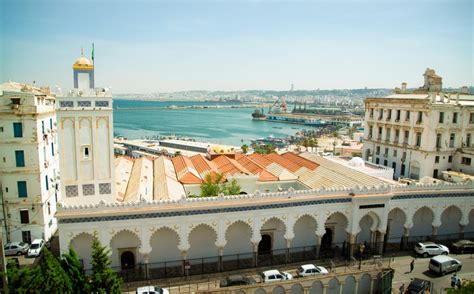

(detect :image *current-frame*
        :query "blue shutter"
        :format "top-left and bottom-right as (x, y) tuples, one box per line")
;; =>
(15, 150), (25, 167)
(51, 143), (54, 156)
(17, 181), (27, 198)
(42, 121), (45, 134)
(50, 118), (53, 129)
(13, 122), (23, 138)
(45, 175), (49, 190)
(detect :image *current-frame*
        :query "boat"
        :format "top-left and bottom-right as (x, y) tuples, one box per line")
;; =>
(251, 135), (289, 148)
(252, 108), (266, 120)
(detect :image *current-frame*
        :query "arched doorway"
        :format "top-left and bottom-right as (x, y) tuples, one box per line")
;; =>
(321, 228), (333, 249)
(121, 251), (135, 270)
(258, 234), (272, 254)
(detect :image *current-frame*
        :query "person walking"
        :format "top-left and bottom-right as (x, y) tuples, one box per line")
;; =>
(451, 273), (457, 288)
(409, 259), (415, 273)
(399, 283), (405, 294)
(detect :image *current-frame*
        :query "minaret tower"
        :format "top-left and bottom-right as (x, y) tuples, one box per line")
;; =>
(56, 49), (115, 205)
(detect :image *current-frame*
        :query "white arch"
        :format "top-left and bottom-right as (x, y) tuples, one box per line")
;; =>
(149, 227), (181, 263)
(292, 214), (318, 248)
(411, 206), (435, 237)
(224, 220), (253, 255)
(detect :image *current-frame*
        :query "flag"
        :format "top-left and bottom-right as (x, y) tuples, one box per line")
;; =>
(92, 43), (95, 64)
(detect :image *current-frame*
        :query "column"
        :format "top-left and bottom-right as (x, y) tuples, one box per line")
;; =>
(355, 280), (359, 294)
(339, 282), (344, 294)
(401, 227), (410, 250)
(252, 242), (259, 267)
(143, 253), (150, 280)
(377, 231), (385, 255)
(432, 226), (438, 241)
(349, 233), (357, 259)
(218, 247), (224, 272)
(459, 224), (465, 239)
(285, 238), (292, 264)
(303, 287), (311, 294)
(316, 234), (322, 259)
(180, 250), (188, 276)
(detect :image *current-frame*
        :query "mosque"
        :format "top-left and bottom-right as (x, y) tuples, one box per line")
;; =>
(55, 54), (474, 282)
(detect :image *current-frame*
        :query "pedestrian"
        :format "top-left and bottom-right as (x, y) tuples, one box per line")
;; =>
(399, 283), (405, 294)
(451, 273), (457, 288)
(409, 259), (415, 273)
(457, 277), (463, 289)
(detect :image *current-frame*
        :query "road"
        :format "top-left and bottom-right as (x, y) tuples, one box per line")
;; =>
(124, 253), (474, 293)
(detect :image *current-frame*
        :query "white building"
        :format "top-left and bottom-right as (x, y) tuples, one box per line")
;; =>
(363, 68), (474, 179)
(0, 82), (60, 244)
(54, 60), (474, 288)
(56, 54), (115, 206)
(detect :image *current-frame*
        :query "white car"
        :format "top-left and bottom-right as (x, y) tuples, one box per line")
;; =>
(27, 239), (45, 257)
(296, 264), (329, 277)
(414, 242), (449, 257)
(260, 269), (293, 283)
(136, 286), (169, 294)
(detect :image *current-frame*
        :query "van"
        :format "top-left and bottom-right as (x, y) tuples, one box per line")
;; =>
(429, 255), (462, 275)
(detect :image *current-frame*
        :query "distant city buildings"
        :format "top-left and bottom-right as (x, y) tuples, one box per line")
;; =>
(363, 69), (474, 180)
(0, 82), (59, 243)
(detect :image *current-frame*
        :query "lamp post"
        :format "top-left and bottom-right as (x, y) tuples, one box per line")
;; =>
(358, 244), (366, 270)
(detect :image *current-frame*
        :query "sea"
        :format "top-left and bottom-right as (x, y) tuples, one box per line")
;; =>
(113, 99), (309, 146)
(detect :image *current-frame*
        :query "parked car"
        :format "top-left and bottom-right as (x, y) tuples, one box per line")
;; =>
(136, 286), (169, 294)
(4, 242), (29, 256)
(414, 242), (449, 257)
(296, 264), (329, 277)
(451, 240), (474, 254)
(261, 269), (293, 283)
(27, 239), (45, 257)
(220, 275), (257, 287)
(429, 255), (462, 275)
(405, 278), (432, 293)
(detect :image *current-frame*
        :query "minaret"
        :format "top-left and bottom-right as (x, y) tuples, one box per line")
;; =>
(56, 50), (115, 205)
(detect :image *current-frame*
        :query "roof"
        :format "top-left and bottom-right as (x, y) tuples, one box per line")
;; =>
(190, 154), (219, 178)
(153, 156), (186, 200)
(171, 155), (202, 184)
(212, 155), (251, 176)
(281, 152), (320, 170)
(236, 155), (278, 181)
(264, 153), (301, 172)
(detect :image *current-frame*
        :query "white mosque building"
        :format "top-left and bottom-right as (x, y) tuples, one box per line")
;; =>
(55, 55), (474, 287)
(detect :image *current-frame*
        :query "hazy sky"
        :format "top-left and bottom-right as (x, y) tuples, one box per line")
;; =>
(1, 0), (472, 93)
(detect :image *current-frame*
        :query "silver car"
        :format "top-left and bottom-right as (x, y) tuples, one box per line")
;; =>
(4, 242), (29, 256)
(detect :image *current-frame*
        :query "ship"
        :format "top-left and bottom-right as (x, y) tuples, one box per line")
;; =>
(251, 108), (266, 120)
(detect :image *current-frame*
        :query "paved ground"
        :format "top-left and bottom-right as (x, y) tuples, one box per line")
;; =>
(123, 253), (474, 293)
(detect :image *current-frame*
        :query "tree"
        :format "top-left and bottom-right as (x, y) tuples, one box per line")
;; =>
(4, 259), (37, 293)
(61, 247), (89, 293)
(36, 248), (73, 293)
(174, 151), (181, 156)
(199, 173), (241, 196)
(241, 144), (249, 154)
(223, 179), (241, 195)
(90, 232), (122, 294)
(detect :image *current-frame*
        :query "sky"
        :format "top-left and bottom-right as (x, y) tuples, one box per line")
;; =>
(0, 0), (472, 93)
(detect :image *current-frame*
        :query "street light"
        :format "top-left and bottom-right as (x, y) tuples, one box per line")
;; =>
(358, 243), (366, 270)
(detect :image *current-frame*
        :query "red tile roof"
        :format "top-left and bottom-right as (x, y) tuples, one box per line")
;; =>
(236, 155), (278, 181)
(264, 153), (301, 172)
(282, 152), (320, 170)
(212, 155), (251, 176)
(171, 155), (202, 184)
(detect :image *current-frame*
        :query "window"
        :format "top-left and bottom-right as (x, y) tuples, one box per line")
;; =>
(453, 112), (458, 123)
(383, 160), (388, 166)
(433, 169), (439, 178)
(378, 109), (383, 120)
(378, 127), (382, 139)
(404, 131), (409, 144)
(84, 147), (89, 159)
(13, 122), (23, 138)
(393, 149), (398, 157)
(436, 134), (442, 148)
(406, 111), (411, 121)
(417, 111), (423, 123)
(45, 175), (49, 191)
(396, 110), (401, 121)
(48, 202), (51, 215)
(387, 109), (392, 120)
(41, 121), (45, 134)
(416, 132), (422, 147)
(435, 156), (440, 164)
(392, 162), (396, 171)
(461, 157), (472, 165)
(386, 128), (391, 141)
(467, 134), (471, 147)
(370, 108), (374, 118)
(395, 129), (400, 143)
(20, 210), (29, 224)
(17, 181), (27, 198)
(375, 158), (380, 164)
(439, 112), (444, 123)
(368, 126), (373, 138)
(22, 231), (31, 244)
(15, 150), (25, 167)
(448, 155), (453, 163)
(470, 113), (474, 123)
(401, 164), (406, 175)
(51, 143), (54, 156)
(11, 98), (20, 105)
(49, 118), (53, 129)
(449, 133), (455, 148)
(384, 147), (388, 156)
(0, 127), (3, 132)
(376, 146), (380, 155)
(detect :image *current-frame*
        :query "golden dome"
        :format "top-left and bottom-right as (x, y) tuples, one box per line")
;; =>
(73, 56), (93, 70)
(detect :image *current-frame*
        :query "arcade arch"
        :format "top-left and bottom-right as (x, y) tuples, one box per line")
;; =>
(412, 207), (434, 237)
(224, 221), (253, 255)
(358, 213), (379, 244)
(358, 273), (371, 294)
(387, 208), (406, 242)
(324, 212), (349, 245)
(149, 227), (181, 263)
(187, 224), (217, 259)
(292, 215), (318, 248)
(110, 230), (142, 269)
(327, 277), (341, 294)
(342, 276), (357, 294)
(439, 206), (462, 235)
(69, 233), (94, 269)
(259, 217), (286, 253)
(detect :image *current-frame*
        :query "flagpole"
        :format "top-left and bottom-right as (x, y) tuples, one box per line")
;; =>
(92, 43), (95, 65)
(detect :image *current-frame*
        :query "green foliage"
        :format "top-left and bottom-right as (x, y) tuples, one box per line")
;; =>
(90, 232), (122, 294)
(199, 173), (241, 196)
(4, 260), (37, 293)
(37, 248), (73, 293)
(241, 144), (249, 154)
(252, 144), (275, 154)
(447, 280), (474, 293)
(174, 151), (182, 156)
(61, 247), (89, 294)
